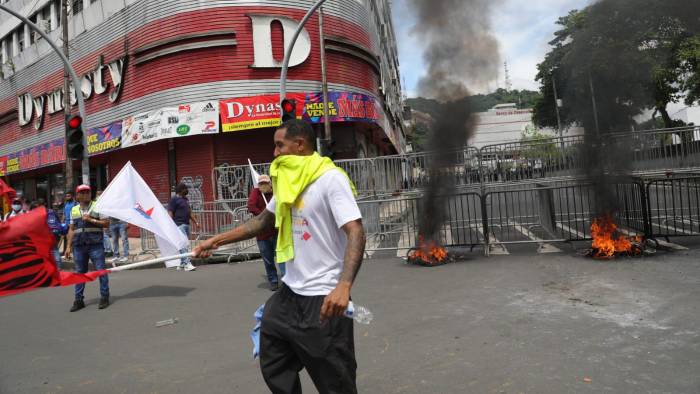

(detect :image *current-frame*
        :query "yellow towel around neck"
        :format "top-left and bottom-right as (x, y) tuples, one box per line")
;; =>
(269, 152), (356, 263)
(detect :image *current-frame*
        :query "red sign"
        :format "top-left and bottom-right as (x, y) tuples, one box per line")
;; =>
(220, 93), (305, 132)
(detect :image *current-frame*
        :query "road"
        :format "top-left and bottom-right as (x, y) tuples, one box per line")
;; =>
(1, 249), (700, 393)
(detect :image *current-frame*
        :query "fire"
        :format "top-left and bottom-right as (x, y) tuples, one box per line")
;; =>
(409, 236), (448, 265)
(590, 214), (640, 258)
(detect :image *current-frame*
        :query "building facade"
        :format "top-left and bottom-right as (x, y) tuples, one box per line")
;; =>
(0, 0), (405, 209)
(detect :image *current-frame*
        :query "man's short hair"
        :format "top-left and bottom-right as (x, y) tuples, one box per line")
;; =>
(175, 183), (189, 194)
(278, 119), (316, 150)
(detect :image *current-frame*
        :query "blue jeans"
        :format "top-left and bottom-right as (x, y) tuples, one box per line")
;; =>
(257, 236), (284, 284)
(52, 247), (62, 270)
(103, 230), (112, 253)
(178, 224), (191, 265)
(109, 222), (129, 258)
(73, 243), (109, 299)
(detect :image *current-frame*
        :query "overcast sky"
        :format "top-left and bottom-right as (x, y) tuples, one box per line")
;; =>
(392, 0), (590, 97)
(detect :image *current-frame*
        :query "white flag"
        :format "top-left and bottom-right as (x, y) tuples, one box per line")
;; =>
(248, 159), (267, 205)
(248, 158), (260, 185)
(95, 162), (189, 268)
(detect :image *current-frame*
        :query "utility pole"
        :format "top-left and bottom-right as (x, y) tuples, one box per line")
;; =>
(318, 6), (331, 155)
(588, 71), (600, 137)
(61, 0), (73, 191)
(551, 72), (563, 148)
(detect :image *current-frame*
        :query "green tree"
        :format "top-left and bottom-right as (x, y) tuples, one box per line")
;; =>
(533, 0), (700, 132)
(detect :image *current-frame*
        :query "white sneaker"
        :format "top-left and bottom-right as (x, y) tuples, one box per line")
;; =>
(183, 262), (196, 271)
(176, 265), (182, 271)
(108, 256), (119, 262)
(119, 257), (129, 263)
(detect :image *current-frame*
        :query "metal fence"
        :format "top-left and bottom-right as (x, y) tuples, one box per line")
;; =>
(358, 191), (484, 256)
(212, 126), (700, 200)
(199, 126), (700, 258)
(645, 175), (700, 238)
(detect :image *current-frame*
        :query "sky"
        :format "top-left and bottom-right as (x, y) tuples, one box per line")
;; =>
(392, 0), (591, 97)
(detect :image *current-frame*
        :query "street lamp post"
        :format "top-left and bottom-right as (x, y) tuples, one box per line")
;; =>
(0, 4), (89, 185)
(279, 0), (329, 154)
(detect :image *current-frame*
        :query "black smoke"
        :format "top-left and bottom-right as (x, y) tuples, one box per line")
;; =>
(407, 0), (501, 241)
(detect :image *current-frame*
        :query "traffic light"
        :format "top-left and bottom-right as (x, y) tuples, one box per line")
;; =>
(281, 99), (296, 122)
(66, 115), (84, 160)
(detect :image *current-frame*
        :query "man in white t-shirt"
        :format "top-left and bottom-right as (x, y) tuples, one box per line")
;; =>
(195, 119), (366, 394)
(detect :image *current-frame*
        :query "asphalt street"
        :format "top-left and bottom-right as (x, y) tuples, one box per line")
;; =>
(1, 248), (700, 393)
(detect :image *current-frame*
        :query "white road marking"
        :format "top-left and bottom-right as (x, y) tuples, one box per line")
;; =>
(509, 220), (562, 253)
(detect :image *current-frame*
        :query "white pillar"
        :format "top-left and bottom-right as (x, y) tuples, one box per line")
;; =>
(1, 39), (6, 65)
(12, 30), (19, 56)
(23, 23), (30, 49)
(50, 1), (58, 30)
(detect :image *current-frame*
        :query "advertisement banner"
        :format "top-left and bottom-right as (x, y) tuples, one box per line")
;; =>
(4, 138), (65, 175)
(302, 92), (380, 124)
(0, 156), (6, 176)
(87, 121), (122, 156)
(122, 101), (219, 147)
(220, 93), (305, 132)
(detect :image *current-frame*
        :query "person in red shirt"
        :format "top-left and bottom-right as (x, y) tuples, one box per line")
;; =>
(247, 175), (283, 290)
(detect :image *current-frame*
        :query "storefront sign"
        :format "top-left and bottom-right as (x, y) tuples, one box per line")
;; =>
(3, 138), (65, 175)
(87, 121), (123, 155)
(303, 92), (380, 123)
(17, 56), (127, 130)
(122, 101), (219, 147)
(220, 92), (380, 132)
(220, 94), (305, 132)
(0, 156), (6, 177)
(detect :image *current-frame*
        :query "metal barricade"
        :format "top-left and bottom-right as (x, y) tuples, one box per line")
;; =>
(614, 127), (700, 174)
(335, 158), (376, 197)
(483, 179), (648, 251)
(188, 206), (260, 262)
(645, 175), (700, 238)
(479, 135), (585, 184)
(358, 191), (484, 256)
(138, 228), (159, 259)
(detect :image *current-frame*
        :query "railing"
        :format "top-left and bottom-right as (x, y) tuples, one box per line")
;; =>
(212, 126), (700, 200)
(198, 126), (700, 258)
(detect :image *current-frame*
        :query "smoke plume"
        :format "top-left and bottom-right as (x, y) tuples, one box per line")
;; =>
(409, 0), (502, 101)
(407, 0), (501, 242)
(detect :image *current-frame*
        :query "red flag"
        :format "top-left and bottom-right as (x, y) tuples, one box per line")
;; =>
(0, 178), (15, 216)
(0, 208), (109, 297)
(0, 178), (15, 200)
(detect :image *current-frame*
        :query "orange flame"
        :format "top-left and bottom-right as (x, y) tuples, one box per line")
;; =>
(409, 236), (448, 264)
(590, 214), (639, 258)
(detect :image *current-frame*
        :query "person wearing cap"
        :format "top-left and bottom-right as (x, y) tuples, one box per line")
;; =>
(64, 184), (111, 311)
(3, 198), (26, 220)
(247, 174), (283, 291)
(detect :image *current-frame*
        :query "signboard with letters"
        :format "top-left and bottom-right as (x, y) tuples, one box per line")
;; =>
(87, 121), (122, 155)
(121, 101), (219, 148)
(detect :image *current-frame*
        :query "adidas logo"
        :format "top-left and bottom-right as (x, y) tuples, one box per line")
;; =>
(202, 102), (216, 112)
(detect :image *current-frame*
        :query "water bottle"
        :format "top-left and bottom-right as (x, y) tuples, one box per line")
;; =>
(344, 301), (373, 324)
(155, 318), (179, 327)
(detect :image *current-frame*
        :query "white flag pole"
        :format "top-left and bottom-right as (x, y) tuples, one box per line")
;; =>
(109, 252), (194, 272)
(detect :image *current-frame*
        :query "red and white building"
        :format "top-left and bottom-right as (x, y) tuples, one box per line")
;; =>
(0, 0), (405, 209)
